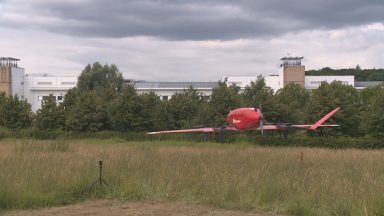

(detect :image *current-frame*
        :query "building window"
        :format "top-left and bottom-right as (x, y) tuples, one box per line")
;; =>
(57, 96), (63, 101)
(200, 95), (211, 101)
(39, 96), (56, 101)
(61, 82), (75, 85)
(37, 82), (52, 85)
(162, 96), (168, 100)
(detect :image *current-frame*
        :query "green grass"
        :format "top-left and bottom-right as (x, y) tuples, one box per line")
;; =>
(1, 139), (384, 215)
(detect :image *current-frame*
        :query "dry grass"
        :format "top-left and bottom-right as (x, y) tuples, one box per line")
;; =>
(1, 139), (384, 215)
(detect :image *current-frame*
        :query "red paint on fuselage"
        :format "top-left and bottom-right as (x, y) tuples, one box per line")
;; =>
(226, 108), (261, 131)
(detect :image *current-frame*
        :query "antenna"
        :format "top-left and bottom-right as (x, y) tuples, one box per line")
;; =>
(82, 160), (110, 194)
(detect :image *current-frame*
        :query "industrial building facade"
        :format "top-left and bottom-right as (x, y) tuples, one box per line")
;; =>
(0, 57), (77, 111)
(0, 56), (381, 112)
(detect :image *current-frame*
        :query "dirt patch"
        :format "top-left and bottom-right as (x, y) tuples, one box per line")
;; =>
(3, 200), (279, 216)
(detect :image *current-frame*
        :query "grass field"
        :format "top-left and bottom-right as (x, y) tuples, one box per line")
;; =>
(1, 138), (384, 215)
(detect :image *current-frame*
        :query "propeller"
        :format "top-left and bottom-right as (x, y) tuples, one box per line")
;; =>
(257, 104), (264, 135)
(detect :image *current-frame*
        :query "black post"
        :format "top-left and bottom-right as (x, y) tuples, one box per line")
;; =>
(99, 160), (103, 186)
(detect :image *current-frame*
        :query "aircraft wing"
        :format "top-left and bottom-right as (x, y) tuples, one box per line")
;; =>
(259, 124), (340, 131)
(258, 107), (341, 131)
(147, 126), (238, 135)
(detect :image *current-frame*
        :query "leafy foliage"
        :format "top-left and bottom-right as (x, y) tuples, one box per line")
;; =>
(166, 87), (205, 129)
(1, 95), (32, 129)
(273, 83), (309, 123)
(306, 81), (360, 136)
(108, 85), (161, 132)
(2, 62), (384, 137)
(65, 91), (107, 132)
(77, 62), (124, 100)
(0, 92), (6, 126)
(208, 79), (242, 126)
(306, 67), (384, 81)
(360, 85), (384, 134)
(34, 94), (65, 130)
(242, 76), (276, 121)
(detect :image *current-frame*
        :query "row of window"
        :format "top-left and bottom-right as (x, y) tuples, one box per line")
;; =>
(37, 95), (64, 101)
(159, 95), (211, 101)
(36, 82), (76, 86)
(310, 81), (350, 85)
(37, 95), (210, 102)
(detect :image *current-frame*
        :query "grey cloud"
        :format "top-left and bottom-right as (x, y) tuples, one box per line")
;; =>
(1, 0), (384, 40)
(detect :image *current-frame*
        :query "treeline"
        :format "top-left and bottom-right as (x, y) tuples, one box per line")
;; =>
(1, 62), (384, 138)
(306, 66), (384, 81)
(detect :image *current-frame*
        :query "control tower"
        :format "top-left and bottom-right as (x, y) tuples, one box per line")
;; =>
(0, 57), (24, 97)
(280, 56), (305, 87)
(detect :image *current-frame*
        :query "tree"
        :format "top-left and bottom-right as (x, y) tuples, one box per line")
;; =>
(305, 81), (360, 136)
(164, 87), (203, 129)
(359, 85), (384, 134)
(34, 94), (65, 130)
(66, 91), (107, 132)
(0, 92), (6, 126)
(108, 85), (162, 132)
(139, 92), (162, 131)
(2, 95), (32, 129)
(356, 64), (361, 71)
(77, 62), (124, 100)
(108, 85), (142, 132)
(208, 79), (242, 126)
(242, 76), (276, 121)
(273, 83), (310, 123)
(63, 63), (125, 132)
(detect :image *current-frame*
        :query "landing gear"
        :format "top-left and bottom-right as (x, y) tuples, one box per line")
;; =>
(279, 130), (289, 139)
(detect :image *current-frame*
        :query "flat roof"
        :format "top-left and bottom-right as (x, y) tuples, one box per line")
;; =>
(355, 81), (384, 88)
(131, 81), (218, 89)
(280, 56), (304, 60)
(0, 57), (20, 61)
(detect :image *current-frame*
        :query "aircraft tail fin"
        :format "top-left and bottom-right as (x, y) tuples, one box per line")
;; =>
(309, 107), (341, 130)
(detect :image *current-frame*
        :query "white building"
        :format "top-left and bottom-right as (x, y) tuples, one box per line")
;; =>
(2, 57), (382, 112)
(132, 81), (217, 100)
(23, 74), (77, 111)
(226, 75), (282, 93)
(305, 76), (354, 90)
(226, 57), (356, 93)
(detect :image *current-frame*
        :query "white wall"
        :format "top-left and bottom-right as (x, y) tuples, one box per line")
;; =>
(11, 67), (25, 99)
(24, 75), (77, 112)
(226, 76), (258, 88)
(27, 76), (77, 90)
(225, 75), (281, 93)
(305, 76), (354, 89)
(136, 88), (213, 100)
(265, 76), (281, 93)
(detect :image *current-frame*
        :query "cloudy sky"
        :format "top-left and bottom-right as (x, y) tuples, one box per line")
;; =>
(1, 0), (384, 81)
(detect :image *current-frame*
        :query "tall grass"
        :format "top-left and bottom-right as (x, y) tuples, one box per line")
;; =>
(1, 139), (384, 215)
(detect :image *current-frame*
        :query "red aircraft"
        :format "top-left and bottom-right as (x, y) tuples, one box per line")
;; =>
(147, 107), (340, 135)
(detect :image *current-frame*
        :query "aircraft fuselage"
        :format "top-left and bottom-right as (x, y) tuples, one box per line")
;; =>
(227, 108), (261, 131)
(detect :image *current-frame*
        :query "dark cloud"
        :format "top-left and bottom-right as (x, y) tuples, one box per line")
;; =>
(1, 0), (384, 40)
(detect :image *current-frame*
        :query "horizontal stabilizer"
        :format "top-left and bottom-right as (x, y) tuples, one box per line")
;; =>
(309, 107), (341, 130)
(147, 127), (216, 135)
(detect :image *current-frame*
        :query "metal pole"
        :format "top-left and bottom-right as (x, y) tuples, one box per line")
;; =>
(99, 160), (103, 186)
